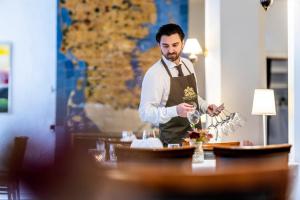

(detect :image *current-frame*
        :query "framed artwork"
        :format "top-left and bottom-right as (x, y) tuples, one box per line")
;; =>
(0, 43), (11, 113)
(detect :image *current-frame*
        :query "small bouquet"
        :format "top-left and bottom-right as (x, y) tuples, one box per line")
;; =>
(185, 128), (213, 143)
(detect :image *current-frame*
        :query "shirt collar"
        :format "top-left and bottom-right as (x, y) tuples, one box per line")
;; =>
(162, 55), (183, 69)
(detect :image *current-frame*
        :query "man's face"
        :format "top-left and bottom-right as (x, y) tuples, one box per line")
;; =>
(159, 33), (184, 62)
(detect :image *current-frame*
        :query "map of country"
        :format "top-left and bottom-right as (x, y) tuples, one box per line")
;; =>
(57, 0), (188, 132)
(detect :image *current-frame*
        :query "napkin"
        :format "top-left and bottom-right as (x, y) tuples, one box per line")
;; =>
(120, 134), (137, 142)
(130, 138), (163, 148)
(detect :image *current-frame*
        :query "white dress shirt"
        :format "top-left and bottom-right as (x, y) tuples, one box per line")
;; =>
(139, 56), (208, 126)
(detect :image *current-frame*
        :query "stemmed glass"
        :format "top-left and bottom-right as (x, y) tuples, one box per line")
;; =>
(207, 117), (220, 142)
(187, 109), (200, 130)
(94, 139), (106, 162)
(207, 109), (246, 139)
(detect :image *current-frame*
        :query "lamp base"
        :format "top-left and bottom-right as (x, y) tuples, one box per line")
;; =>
(263, 115), (267, 146)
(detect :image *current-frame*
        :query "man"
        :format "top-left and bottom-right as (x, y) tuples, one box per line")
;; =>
(139, 23), (222, 146)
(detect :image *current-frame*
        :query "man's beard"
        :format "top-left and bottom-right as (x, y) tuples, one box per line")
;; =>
(164, 52), (180, 62)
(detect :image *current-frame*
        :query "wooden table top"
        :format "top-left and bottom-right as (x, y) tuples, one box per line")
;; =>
(203, 141), (240, 150)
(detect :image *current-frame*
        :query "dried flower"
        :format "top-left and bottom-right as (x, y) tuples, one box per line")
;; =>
(187, 129), (213, 143)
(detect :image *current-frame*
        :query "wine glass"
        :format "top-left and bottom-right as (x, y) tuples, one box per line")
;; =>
(190, 101), (197, 109)
(232, 112), (246, 127)
(187, 110), (200, 130)
(109, 144), (117, 162)
(95, 139), (106, 162)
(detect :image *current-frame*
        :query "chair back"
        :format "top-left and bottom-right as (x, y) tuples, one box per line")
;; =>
(9, 136), (28, 175)
(213, 143), (291, 169)
(202, 141), (240, 159)
(103, 162), (291, 200)
(115, 145), (195, 164)
(71, 133), (125, 157)
(71, 133), (105, 153)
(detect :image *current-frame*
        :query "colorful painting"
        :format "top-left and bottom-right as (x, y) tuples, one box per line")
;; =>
(57, 0), (188, 133)
(0, 43), (11, 113)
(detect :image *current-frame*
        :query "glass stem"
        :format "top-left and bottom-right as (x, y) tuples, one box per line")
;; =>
(215, 129), (219, 142)
(191, 124), (196, 131)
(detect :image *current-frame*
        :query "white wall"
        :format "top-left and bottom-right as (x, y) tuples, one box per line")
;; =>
(266, 0), (288, 57)
(0, 0), (56, 167)
(188, 0), (206, 98)
(205, 0), (265, 144)
(205, 0), (221, 105)
(288, 0), (300, 164)
(222, 0), (266, 144)
(288, 2), (300, 198)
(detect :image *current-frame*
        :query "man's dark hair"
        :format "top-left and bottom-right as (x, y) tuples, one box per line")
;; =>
(155, 23), (185, 43)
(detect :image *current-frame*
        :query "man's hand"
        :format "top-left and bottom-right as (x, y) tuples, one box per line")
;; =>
(207, 103), (224, 117)
(176, 103), (195, 117)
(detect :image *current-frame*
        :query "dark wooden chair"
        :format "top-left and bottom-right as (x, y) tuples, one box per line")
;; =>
(71, 133), (115, 153)
(0, 136), (28, 200)
(102, 162), (291, 200)
(213, 143), (292, 170)
(202, 141), (240, 159)
(71, 133), (132, 161)
(115, 145), (195, 165)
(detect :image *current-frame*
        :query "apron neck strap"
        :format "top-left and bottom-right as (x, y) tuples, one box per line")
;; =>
(161, 59), (193, 78)
(182, 61), (192, 74)
(161, 59), (172, 77)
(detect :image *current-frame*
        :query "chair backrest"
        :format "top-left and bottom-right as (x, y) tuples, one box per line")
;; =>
(202, 141), (240, 159)
(115, 145), (195, 164)
(71, 133), (104, 150)
(9, 136), (28, 174)
(71, 133), (106, 158)
(213, 143), (291, 169)
(103, 162), (291, 200)
(71, 133), (132, 162)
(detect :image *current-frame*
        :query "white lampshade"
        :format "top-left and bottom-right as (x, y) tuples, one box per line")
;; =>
(252, 89), (276, 115)
(183, 38), (203, 55)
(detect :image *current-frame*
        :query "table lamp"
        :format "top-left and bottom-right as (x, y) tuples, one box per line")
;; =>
(251, 89), (276, 145)
(183, 38), (203, 63)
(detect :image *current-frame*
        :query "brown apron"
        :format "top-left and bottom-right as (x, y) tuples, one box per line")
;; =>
(159, 59), (201, 146)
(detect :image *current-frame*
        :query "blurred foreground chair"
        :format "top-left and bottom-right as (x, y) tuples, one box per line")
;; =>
(213, 143), (292, 169)
(102, 162), (291, 200)
(0, 136), (28, 200)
